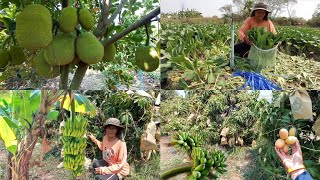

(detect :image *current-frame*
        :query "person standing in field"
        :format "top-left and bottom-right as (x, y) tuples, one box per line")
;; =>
(234, 2), (277, 57)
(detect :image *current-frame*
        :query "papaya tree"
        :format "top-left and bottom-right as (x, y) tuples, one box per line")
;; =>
(0, 90), (96, 180)
(0, 0), (160, 89)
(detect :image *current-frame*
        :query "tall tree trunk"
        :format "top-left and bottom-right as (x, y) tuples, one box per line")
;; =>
(5, 151), (13, 180)
(10, 90), (61, 180)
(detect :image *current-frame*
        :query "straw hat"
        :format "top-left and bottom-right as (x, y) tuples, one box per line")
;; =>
(250, 2), (271, 16)
(103, 118), (124, 129)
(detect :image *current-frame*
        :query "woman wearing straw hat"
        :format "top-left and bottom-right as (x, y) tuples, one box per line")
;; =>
(234, 2), (277, 57)
(87, 118), (130, 180)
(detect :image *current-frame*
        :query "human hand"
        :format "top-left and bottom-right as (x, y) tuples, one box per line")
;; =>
(244, 36), (253, 46)
(87, 132), (93, 139)
(95, 167), (102, 174)
(275, 140), (306, 179)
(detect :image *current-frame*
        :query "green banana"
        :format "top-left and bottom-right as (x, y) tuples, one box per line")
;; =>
(194, 164), (205, 171)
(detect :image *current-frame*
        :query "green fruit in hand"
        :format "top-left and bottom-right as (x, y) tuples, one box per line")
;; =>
(76, 32), (104, 64)
(44, 33), (76, 66)
(79, 9), (94, 31)
(0, 49), (10, 68)
(33, 50), (60, 79)
(102, 43), (116, 62)
(16, 4), (52, 50)
(59, 7), (78, 33)
(135, 46), (159, 72)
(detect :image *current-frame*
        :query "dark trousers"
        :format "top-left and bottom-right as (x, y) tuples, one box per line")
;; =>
(93, 159), (119, 180)
(234, 42), (251, 57)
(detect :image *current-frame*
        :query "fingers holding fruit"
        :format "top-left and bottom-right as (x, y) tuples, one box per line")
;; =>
(275, 127), (298, 155)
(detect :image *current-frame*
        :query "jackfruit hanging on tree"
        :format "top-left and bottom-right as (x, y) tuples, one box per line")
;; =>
(102, 43), (116, 62)
(76, 32), (104, 64)
(33, 50), (60, 79)
(79, 9), (94, 31)
(16, 4), (53, 50)
(59, 7), (78, 33)
(135, 46), (159, 72)
(44, 33), (76, 66)
(0, 49), (10, 68)
(9, 46), (26, 65)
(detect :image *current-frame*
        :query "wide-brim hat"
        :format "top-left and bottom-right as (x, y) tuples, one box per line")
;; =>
(251, 2), (271, 16)
(103, 118), (124, 129)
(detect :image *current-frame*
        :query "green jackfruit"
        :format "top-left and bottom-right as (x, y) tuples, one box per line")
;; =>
(76, 32), (103, 64)
(102, 44), (116, 62)
(9, 46), (26, 65)
(16, 4), (52, 50)
(79, 9), (94, 31)
(135, 46), (159, 72)
(0, 49), (10, 68)
(34, 50), (60, 79)
(59, 7), (78, 33)
(44, 33), (76, 66)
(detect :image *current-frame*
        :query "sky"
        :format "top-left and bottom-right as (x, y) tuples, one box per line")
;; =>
(160, 0), (320, 20)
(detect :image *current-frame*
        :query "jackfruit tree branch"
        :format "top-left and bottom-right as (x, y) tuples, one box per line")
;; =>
(94, 0), (112, 39)
(69, 61), (88, 89)
(95, 0), (128, 39)
(102, 7), (160, 47)
(59, 0), (69, 89)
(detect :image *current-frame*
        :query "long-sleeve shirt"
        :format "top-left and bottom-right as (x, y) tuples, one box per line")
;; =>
(295, 171), (313, 180)
(239, 17), (277, 42)
(93, 136), (130, 177)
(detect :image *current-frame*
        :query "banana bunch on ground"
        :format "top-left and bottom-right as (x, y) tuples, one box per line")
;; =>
(62, 116), (87, 177)
(62, 137), (87, 155)
(62, 116), (87, 138)
(188, 147), (227, 180)
(171, 132), (202, 151)
(64, 154), (85, 176)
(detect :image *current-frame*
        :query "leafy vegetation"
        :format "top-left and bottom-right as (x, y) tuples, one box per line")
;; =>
(161, 17), (320, 90)
(161, 90), (320, 179)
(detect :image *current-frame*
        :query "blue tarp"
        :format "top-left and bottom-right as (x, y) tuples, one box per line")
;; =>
(232, 71), (282, 90)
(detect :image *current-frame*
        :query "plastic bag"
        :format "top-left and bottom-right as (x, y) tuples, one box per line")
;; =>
(232, 71), (281, 90)
(289, 89), (313, 120)
(248, 43), (278, 71)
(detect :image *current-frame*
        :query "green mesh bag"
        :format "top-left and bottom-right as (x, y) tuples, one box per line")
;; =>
(248, 43), (278, 71)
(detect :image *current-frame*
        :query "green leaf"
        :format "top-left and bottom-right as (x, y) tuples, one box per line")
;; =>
(47, 110), (59, 121)
(29, 90), (40, 102)
(0, 117), (17, 154)
(182, 70), (196, 80)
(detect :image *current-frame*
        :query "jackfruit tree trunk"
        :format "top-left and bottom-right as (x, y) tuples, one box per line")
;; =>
(10, 91), (60, 180)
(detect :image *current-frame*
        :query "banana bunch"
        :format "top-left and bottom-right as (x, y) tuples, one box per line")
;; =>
(188, 147), (227, 180)
(62, 115), (88, 177)
(63, 137), (87, 155)
(171, 132), (202, 151)
(64, 154), (85, 171)
(62, 116), (87, 138)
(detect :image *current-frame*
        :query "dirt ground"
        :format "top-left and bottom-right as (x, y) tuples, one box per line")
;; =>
(44, 69), (160, 90)
(160, 136), (258, 180)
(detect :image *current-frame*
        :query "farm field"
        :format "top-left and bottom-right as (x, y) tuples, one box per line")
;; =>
(160, 20), (320, 90)
(160, 90), (320, 179)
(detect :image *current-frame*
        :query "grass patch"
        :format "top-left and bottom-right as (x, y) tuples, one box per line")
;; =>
(127, 153), (160, 180)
